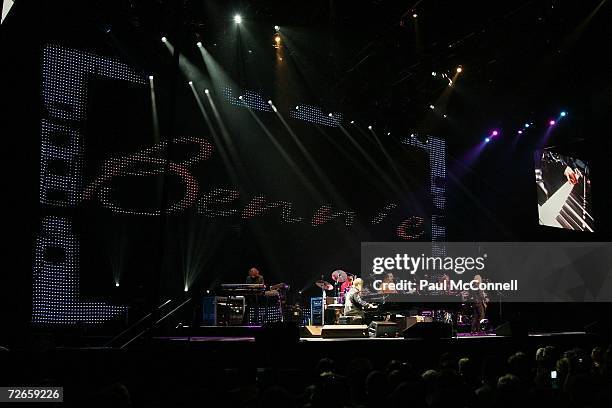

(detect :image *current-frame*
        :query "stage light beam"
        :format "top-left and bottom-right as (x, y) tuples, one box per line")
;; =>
(196, 41), (202, 48)
(234, 14), (242, 24)
(560, 111), (567, 117)
(456, 66), (463, 73)
(161, 36), (167, 43)
(549, 120), (556, 126)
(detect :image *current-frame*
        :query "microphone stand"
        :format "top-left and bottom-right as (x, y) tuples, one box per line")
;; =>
(321, 274), (326, 326)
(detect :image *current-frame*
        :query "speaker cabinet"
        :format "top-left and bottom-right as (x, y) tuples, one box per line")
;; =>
(321, 324), (368, 339)
(494, 321), (527, 337)
(402, 321), (452, 339)
(396, 315), (433, 333)
(368, 321), (398, 338)
(301, 325), (323, 337)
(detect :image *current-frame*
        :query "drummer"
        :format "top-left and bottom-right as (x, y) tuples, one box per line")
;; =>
(340, 274), (354, 301)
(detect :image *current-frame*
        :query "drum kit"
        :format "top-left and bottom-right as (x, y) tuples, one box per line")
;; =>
(315, 269), (348, 295)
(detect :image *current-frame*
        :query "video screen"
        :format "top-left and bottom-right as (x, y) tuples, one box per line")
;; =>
(535, 150), (594, 232)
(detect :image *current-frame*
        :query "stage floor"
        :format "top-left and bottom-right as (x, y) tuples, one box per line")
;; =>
(153, 330), (587, 343)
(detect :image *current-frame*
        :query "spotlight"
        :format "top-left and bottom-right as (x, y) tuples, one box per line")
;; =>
(295, 106), (299, 110)
(412, 13), (418, 18)
(518, 130), (523, 134)
(456, 66), (463, 73)
(248, 50), (253, 53)
(492, 130), (498, 136)
(443, 114), (447, 118)
(387, 132), (391, 136)
(549, 120), (556, 126)
(274, 25), (280, 31)
(238, 95), (243, 100)
(432, 71), (437, 76)
(115, 282), (119, 287)
(188, 80), (193, 85)
(204, 89), (210, 94)
(429, 105), (435, 109)
(560, 111), (567, 117)
(328, 113), (333, 117)
(485, 137), (490, 143)
(196, 41), (202, 48)
(524, 123), (530, 128)
(350, 120), (355, 124)
(234, 14), (242, 24)
(184, 287), (188, 292)
(161, 36), (167, 43)
(368, 125), (373, 130)
(149, 75), (154, 80)
(267, 100), (273, 104)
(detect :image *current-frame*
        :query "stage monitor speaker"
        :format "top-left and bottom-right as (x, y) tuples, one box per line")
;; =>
(321, 325), (368, 339)
(402, 321), (452, 339)
(396, 315), (433, 333)
(301, 325), (322, 337)
(494, 321), (527, 338)
(368, 321), (398, 338)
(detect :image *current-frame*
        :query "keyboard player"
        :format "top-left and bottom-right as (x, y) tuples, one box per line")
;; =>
(246, 267), (265, 285)
(344, 278), (377, 320)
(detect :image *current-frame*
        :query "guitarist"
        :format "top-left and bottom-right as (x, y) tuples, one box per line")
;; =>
(470, 274), (488, 334)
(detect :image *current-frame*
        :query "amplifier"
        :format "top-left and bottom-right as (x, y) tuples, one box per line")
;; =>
(321, 324), (368, 339)
(368, 321), (398, 338)
(396, 315), (433, 333)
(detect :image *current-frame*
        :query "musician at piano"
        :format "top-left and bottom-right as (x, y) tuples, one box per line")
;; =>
(344, 278), (377, 318)
(246, 267), (264, 285)
(470, 274), (489, 334)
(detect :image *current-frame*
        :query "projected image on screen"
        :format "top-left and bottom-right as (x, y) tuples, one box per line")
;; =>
(535, 150), (594, 232)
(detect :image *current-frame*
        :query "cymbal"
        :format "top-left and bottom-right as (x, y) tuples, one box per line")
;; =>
(315, 280), (333, 291)
(331, 270), (348, 283)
